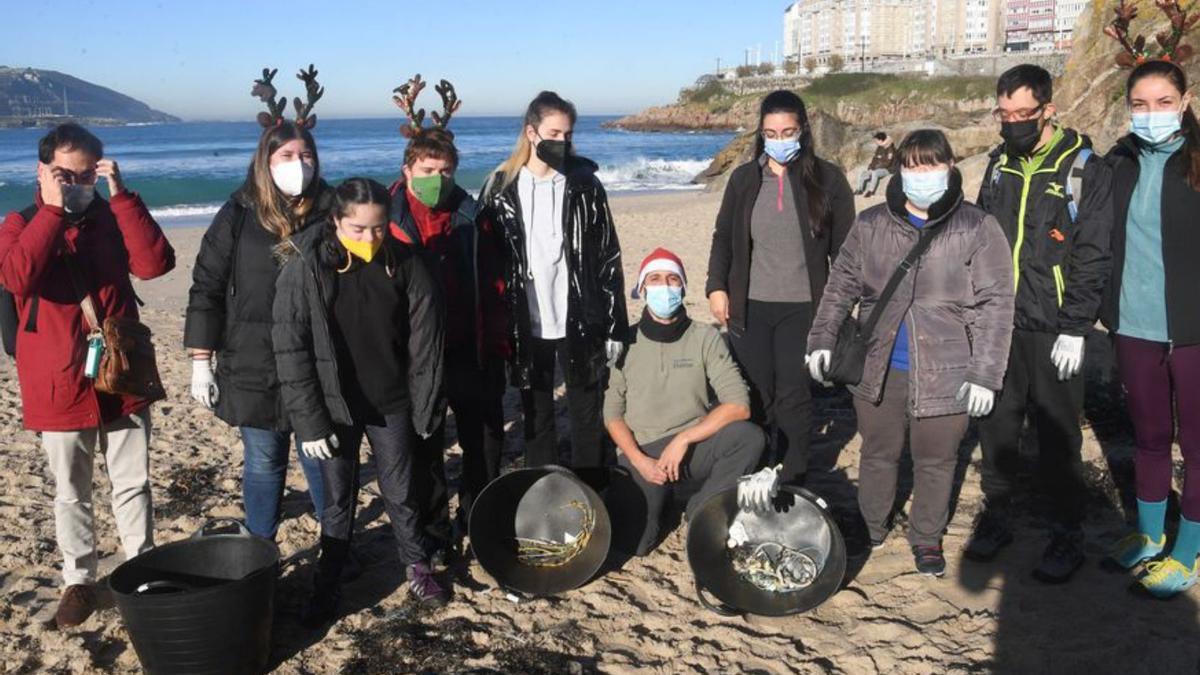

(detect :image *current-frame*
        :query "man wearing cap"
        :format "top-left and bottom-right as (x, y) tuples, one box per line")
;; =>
(604, 248), (767, 556)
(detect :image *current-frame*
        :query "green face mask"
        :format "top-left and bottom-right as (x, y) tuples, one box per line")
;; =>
(410, 174), (452, 209)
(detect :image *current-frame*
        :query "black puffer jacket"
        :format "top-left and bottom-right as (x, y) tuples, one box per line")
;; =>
(705, 154), (856, 334)
(271, 221), (444, 442)
(977, 127), (1113, 336)
(482, 156), (628, 389)
(183, 180), (334, 430)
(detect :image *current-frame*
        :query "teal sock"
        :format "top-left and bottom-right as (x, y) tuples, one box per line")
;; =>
(1138, 498), (1168, 542)
(1171, 517), (1200, 567)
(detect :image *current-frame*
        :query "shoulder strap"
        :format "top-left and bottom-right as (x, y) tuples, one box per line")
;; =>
(1064, 148), (1092, 224)
(14, 205), (41, 333)
(860, 220), (946, 337)
(62, 255), (103, 333)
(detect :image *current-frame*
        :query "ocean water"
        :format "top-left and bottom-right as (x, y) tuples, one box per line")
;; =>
(0, 116), (732, 223)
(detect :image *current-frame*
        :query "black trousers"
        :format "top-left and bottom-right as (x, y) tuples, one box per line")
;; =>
(520, 337), (605, 469)
(728, 300), (813, 484)
(318, 410), (428, 583)
(978, 329), (1086, 528)
(616, 421), (765, 556)
(412, 360), (506, 546)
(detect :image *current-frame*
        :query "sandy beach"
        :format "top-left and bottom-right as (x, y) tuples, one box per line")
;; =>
(1, 187), (1199, 674)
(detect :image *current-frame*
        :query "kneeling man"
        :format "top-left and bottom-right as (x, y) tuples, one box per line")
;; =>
(604, 248), (766, 555)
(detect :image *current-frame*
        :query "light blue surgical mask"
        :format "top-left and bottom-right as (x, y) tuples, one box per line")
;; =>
(1131, 110), (1183, 145)
(764, 137), (801, 164)
(901, 169), (950, 210)
(645, 285), (684, 319)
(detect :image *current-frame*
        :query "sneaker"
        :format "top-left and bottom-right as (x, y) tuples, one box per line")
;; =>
(54, 584), (96, 629)
(1032, 528), (1085, 584)
(1107, 532), (1166, 570)
(871, 537), (887, 551)
(407, 561), (450, 607)
(963, 509), (1014, 562)
(913, 545), (946, 577)
(1139, 558), (1199, 599)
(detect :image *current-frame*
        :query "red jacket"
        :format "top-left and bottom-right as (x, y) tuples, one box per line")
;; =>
(0, 192), (175, 431)
(388, 181), (509, 363)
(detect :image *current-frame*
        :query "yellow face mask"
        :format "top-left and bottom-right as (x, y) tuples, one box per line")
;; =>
(339, 235), (382, 264)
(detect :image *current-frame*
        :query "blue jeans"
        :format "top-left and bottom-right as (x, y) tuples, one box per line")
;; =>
(240, 427), (325, 539)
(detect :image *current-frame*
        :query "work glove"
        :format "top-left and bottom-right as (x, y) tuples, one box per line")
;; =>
(301, 434), (339, 460)
(605, 340), (624, 366)
(807, 349), (831, 384)
(956, 381), (995, 418)
(190, 358), (219, 409)
(737, 465), (781, 512)
(1050, 334), (1085, 381)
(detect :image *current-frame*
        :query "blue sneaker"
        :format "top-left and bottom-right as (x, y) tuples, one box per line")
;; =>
(1108, 532), (1166, 570)
(1139, 558), (1199, 598)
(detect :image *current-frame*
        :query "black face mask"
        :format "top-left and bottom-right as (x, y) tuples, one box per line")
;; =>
(535, 136), (571, 172)
(1001, 118), (1044, 156)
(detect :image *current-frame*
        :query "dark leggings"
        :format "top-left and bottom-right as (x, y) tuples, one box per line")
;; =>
(729, 300), (812, 483)
(1116, 335), (1200, 520)
(520, 337), (605, 469)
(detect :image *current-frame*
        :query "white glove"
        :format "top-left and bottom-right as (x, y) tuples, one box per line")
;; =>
(807, 350), (831, 384)
(726, 519), (750, 549)
(301, 434), (339, 460)
(956, 382), (995, 418)
(605, 340), (624, 366)
(190, 359), (218, 409)
(737, 465), (781, 512)
(1050, 334), (1085, 381)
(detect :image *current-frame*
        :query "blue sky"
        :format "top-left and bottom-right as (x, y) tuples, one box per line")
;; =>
(4, 0), (788, 120)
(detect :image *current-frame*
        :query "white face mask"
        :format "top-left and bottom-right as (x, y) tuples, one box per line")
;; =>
(270, 159), (314, 197)
(62, 184), (95, 214)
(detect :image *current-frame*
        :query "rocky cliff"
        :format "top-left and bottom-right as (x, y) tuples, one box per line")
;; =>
(0, 67), (179, 127)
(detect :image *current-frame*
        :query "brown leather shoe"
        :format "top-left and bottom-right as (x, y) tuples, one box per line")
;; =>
(54, 584), (97, 629)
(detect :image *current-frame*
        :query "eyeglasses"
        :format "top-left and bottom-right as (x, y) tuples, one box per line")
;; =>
(992, 106), (1044, 123)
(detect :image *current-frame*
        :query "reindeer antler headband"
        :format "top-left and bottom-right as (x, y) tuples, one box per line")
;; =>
(1105, 0), (1199, 68)
(252, 64), (324, 129)
(392, 74), (462, 139)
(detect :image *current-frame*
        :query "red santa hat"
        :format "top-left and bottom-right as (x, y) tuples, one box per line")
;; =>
(632, 247), (687, 298)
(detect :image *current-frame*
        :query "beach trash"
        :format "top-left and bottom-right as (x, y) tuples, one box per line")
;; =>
(109, 518), (279, 674)
(687, 486), (846, 616)
(470, 466), (612, 596)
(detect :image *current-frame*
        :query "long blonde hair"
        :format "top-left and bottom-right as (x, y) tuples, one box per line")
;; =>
(249, 121), (321, 240)
(492, 91), (577, 194)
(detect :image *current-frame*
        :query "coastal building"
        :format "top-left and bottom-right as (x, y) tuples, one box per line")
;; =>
(783, 0), (1088, 66)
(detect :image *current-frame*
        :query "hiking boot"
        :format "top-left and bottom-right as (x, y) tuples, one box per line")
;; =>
(407, 561), (449, 607)
(301, 581), (340, 629)
(913, 545), (946, 577)
(1106, 532), (1166, 571)
(54, 584), (96, 629)
(1032, 528), (1085, 584)
(964, 509), (1014, 562)
(1140, 558), (1199, 599)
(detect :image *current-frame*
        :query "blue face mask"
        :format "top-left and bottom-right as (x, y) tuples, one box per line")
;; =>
(764, 137), (801, 164)
(645, 285), (684, 319)
(901, 169), (950, 210)
(1131, 110), (1183, 145)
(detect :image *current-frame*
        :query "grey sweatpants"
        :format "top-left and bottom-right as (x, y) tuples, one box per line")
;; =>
(853, 369), (968, 547)
(42, 409), (154, 586)
(618, 420), (765, 556)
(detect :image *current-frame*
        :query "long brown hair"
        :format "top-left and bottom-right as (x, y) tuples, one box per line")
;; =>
(492, 91), (577, 193)
(249, 121), (322, 240)
(1127, 60), (1200, 191)
(754, 90), (831, 238)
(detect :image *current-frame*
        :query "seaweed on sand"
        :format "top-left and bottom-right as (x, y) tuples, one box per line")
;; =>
(157, 464), (222, 519)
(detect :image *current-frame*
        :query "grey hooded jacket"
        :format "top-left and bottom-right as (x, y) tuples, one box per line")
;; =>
(808, 169), (1014, 417)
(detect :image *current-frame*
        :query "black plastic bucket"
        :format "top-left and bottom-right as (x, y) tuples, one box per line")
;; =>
(109, 518), (279, 674)
(687, 486), (846, 617)
(470, 466), (612, 596)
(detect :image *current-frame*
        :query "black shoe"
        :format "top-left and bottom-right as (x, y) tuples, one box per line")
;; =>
(1032, 528), (1085, 584)
(863, 190), (875, 198)
(964, 509), (1014, 562)
(913, 545), (946, 577)
(301, 583), (340, 629)
(339, 549), (364, 583)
